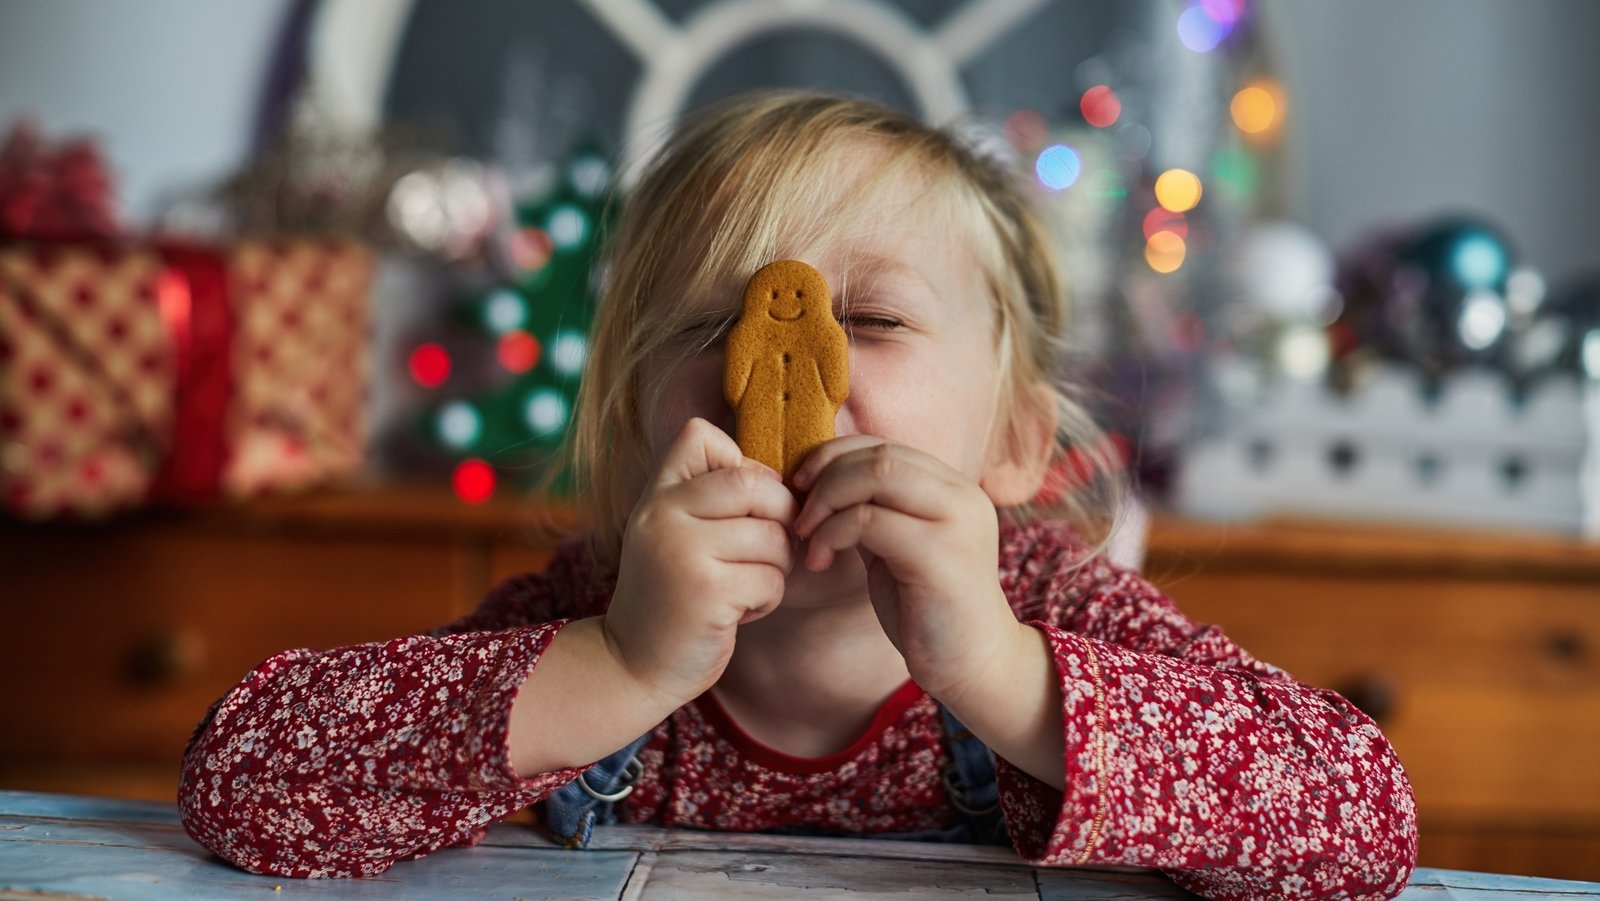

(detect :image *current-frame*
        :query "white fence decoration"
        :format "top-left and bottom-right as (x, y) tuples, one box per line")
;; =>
(1174, 363), (1600, 538)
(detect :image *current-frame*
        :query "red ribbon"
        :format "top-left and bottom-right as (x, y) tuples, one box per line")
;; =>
(149, 244), (234, 504)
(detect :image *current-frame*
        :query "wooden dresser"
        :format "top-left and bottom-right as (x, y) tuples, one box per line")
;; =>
(2, 484), (1596, 880)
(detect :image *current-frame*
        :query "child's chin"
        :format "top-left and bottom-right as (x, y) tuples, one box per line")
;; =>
(781, 550), (868, 607)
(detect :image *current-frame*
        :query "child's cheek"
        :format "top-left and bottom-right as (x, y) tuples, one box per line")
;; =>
(647, 356), (731, 453)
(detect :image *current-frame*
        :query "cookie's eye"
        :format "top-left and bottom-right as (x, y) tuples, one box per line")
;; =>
(770, 290), (779, 300)
(795, 290), (804, 299)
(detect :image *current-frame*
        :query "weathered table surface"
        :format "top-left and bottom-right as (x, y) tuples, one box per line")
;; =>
(3, 791), (1597, 899)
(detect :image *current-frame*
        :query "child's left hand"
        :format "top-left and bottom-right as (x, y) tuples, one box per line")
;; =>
(791, 436), (1030, 704)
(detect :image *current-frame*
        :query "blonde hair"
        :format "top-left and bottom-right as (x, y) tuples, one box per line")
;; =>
(557, 89), (1124, 569)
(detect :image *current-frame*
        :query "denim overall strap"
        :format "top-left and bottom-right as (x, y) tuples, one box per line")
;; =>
(938, 704), (1009, 847)
(543, 732), (651, 849)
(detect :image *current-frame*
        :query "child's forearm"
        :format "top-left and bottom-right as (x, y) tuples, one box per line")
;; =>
(506, 616), (682, 776)
(938, 623), (1067, 791)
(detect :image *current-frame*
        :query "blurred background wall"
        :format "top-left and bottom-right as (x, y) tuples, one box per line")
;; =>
(4, 0), (1598, 280)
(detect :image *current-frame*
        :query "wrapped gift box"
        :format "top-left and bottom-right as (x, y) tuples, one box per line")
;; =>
(0, 238), (374, 519)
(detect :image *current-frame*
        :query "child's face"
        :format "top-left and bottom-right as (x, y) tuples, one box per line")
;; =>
(638, 156), (1011, 600)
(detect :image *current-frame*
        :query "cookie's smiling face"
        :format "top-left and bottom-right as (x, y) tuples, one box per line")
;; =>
(766, 288), (806, 321)
(745, 260), (832, 324)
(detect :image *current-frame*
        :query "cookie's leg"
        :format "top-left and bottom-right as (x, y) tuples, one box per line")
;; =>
(737, 356), (785, 474)
(782, 355), (837, 479)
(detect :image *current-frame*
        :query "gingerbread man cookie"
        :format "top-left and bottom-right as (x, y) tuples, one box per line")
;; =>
(724, 259), (849, 481)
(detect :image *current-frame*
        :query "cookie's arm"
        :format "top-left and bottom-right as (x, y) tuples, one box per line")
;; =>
(817, 328), (850, 406)
(724, 325), (754, 407)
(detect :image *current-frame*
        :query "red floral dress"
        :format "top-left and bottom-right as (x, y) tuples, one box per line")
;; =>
(178, 519), (1418, 900)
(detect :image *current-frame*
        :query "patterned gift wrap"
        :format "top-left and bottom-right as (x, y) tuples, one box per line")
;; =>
(0, 244), (174, 518)
(0, 238), (375, 519)
(222, 239), (374, 499)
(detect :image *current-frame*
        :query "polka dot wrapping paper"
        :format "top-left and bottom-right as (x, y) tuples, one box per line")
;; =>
(0, 238), (374, 519)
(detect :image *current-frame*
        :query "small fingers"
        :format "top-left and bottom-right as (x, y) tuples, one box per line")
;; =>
(655, 418), (747, 486)
(794, 443), (951, 539)
(705, 517), (796, 575)
(727, 561), (788, 625)
(802, 502), (923, 572)
(790, 434), (885, 491)
(670, 459), (797, 524)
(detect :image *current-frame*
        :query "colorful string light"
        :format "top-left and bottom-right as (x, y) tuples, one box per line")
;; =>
(408, 343), (451, 389)
(1080, 86), (1121, 128)
(1146, 231), (1187, 273)
(1035, 145), (1082, 191)
(1177, 3), (1229, 52)
(1155, 169), (1203, 213)
(497, 330), (541, 374)
(1143, 207), (1189, 241)
(524, 388), (569, 436)
(452, 458), (496, 505)
(1231, 81), (1284, 137)
(483, 288), (528, 334)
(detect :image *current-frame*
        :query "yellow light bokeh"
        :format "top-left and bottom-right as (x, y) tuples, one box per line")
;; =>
(1231, 81), (1284, 136)
(1145, 231), (1187, 273)
(1154, 169), (1203, 213)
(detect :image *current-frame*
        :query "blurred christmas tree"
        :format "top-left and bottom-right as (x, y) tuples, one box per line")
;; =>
(406, 144), (612, 504)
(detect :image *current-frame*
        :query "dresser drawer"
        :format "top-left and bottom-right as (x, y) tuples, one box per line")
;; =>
(1157, 570), (1600, 825)
(0, 526), (467, 765)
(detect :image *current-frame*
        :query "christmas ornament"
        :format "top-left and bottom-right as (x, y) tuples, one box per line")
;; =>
(1510, 272), (1600, 383)
(1333, 216), (1517, 379)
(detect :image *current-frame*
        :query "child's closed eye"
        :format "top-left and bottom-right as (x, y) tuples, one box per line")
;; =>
(839, 313), (903, 332)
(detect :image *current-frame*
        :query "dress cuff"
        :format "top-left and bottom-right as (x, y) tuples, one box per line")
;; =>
(997, 624), (1108, 865)
(455, 618), (590, 793)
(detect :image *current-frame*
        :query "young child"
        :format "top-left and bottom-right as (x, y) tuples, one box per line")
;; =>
(179, 90), (1417, 900)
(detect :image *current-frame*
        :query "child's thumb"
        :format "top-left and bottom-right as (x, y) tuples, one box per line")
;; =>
(656, 417), (747, 485)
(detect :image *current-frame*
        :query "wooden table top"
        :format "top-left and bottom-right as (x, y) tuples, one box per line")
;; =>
(3, 791), (1597, 899)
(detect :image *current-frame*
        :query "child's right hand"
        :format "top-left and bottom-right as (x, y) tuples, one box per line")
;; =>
(603, 418), (797, 707)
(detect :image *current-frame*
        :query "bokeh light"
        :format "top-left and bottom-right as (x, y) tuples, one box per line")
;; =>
(1003, 109), (1049, 152)
(546, 205), (588, 250)
(497, 330), (541, 374)
(568, 156), (612, 199)
(1451, 233), (1510, 289)
(510, 227), (553, 273)
(408, 343), (451, 389)
(1087, 168), (1128, 200)
(1035, 145), (1082, 191)
(1177, 4), (1229, 52)
(1080, 86), (1121, 128)
(452, 459), (495, 505)
(1276, 324), (1330, 379)
(1458, 291), (1508, 350)
(437, 400), (482, 449)
(1201, 0), (1246, 27)
(524, 388), (569, 436)
(483, 288), (527, 334)
(1143, 207), (1189, 241)
(1146, 232), (1187, 273)
(1155, 169), (1203, 213)
(1212, 145), (1259, 198)
(1231, 81), (1284, 136)
(1583, 332), (1600, 379)
(548, 330), (589, 377)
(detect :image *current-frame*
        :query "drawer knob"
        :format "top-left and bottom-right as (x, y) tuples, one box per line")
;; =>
(124, 629), (206, 688)
(1333, 675), (1397, 724)
(1543, 630), (1587, 664)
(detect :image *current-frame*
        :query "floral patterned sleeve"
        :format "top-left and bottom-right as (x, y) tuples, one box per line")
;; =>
(994, 521), (1418, 901)
(177, 542), (608, 878)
